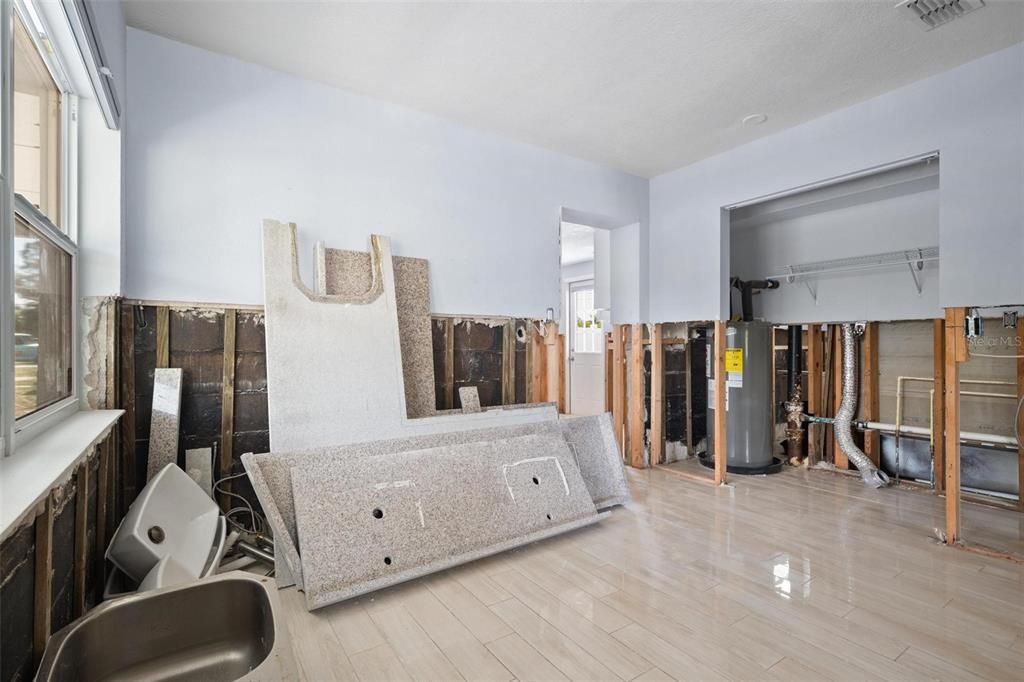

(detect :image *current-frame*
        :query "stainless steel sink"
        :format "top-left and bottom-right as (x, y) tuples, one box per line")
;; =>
(35, 572), (297, 682)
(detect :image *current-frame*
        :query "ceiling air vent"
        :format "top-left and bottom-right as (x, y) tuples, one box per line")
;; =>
(898, 0), (985, 31)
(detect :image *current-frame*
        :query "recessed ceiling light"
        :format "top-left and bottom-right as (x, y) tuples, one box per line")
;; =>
(742, 113), (768, 126)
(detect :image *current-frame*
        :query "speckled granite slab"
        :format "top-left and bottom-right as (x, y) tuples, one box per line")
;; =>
(243, 418), (561, 589)
(290, 433), (600, 609)
(147, 368), (183, 481)
(262, 222), (556, 455)
(242, 412), (627, 591)
(458, 386), (481, 413)
(559, 414), (631, 509)
(317, 248), (436, 419)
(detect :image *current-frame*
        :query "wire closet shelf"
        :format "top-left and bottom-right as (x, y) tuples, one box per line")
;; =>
(769, 246), (939, 301)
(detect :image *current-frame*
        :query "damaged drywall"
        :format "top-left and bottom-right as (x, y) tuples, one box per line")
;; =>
(81, 296), (118, 409)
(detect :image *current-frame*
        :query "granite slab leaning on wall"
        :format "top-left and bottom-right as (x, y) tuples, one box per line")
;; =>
(242, 411), (629, 591)
(261, 221), (556, 453)
(146, 368), (183, 481)
(315, 245), (436, 420)
(291, 433), (602, 610)
(459, 386), (482, 413)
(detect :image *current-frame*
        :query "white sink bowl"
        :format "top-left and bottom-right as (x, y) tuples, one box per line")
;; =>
(106, 463), (221, 584)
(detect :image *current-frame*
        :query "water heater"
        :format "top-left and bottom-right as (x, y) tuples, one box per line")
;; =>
(703, 321), (780, 474)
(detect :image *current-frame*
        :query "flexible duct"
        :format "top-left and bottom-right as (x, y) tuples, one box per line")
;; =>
(837, 324), (890, 488)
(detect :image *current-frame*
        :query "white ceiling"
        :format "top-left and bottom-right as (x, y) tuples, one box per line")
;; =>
(123, 1), (1024, 177)
(561, 222), (595, 266)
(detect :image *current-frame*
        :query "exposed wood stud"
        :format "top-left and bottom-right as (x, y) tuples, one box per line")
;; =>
(820, 325), (835, 464)
(542, 322), (560, 407)
(218, 309), (237, 512)
(96, 437), (110, 585)
(73, 461), (89, 619)
(118, 303), (137, 511)
(604, 332), (614, 412)
(932, 318), (946, 494)
(806, 324), (823, 466)
(944, 307), (966, 545)
(713, 320), (727, 485)
(501, 320), (515, 405)
(629, 323), (645, 468)
(611, 324), (626, 453)
(529, 322), (545, 404)
(155, 305), (170, 369)
(832, 327), (848, 469)
(556, 333), (567, 413)
(1017, 318), (1023, 512)
(685, 337), (693, 457)
(524, 322), (533, 403)
(650, 323), (665, 467)
(105, 300), (117, 408)
(862, 321), (880, 466)
(444, 318), (455, 409)
(33, 495), (54, 665)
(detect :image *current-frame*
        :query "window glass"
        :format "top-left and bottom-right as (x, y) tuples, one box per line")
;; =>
(14, 214), (72, 418)
(13, 13), (61, 226)
(572, 286), (603, 354)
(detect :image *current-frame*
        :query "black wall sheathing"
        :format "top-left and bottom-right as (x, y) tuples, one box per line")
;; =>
(431, 321), (447, 409)
(664, 348), (688, 442)
(49, 489), (75, 636)
(0, 524), (35, 682)
(642, 343), (699, 446)
(514, 320), (528, 404)
(690, 332), (709, 446)
(84, 456), (101, 612)
(133, 306), (157, 495)
(169, 310), (224, 455)
(432, 319), (531, 410)
(454, 321), (504, 407)
(130, 306), (269, 517)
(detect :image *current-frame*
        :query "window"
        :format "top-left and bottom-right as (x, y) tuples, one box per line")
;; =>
(2, 0), (80, 449)
(571, 285), (603, 354)
(14, 11), (62, 227)
(14, 207), (73, 418)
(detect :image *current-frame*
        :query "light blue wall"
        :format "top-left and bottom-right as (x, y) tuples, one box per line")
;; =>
(650, 42), (1024, 322)
(124, 29), (648, 318)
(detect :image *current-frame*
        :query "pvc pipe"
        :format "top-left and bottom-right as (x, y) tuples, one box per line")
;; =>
(861, 420), (1018, 447)
(894, 375), (1016, 480)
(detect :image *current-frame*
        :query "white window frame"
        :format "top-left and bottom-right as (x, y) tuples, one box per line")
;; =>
(1, 0), (80, 455)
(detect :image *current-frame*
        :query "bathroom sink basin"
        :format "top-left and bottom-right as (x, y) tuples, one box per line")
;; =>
(35, 572), (297, 682)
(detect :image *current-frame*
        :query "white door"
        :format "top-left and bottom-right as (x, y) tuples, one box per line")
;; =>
(568, 281), (605, 415)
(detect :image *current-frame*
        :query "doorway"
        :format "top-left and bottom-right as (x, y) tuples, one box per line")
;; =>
(568, 279), (605, 415)
(560, 220), (606, 415)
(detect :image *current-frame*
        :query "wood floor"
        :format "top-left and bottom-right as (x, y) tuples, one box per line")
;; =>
(279, 466), (1024, 681)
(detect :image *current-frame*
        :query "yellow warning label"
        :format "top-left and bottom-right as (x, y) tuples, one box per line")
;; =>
(725, 348), (744, 373)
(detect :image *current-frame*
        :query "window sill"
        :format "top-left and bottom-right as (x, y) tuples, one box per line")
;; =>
(0, 409), (122, 541)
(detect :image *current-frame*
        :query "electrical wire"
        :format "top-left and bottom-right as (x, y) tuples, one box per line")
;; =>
(213, 471), (269, 537)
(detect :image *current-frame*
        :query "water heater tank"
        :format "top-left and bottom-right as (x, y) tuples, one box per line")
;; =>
(704, 321), (780, 474)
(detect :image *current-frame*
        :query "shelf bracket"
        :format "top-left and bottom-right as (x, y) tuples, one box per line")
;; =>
(803, 280), (818, 304)
(907, 249), (924, 295)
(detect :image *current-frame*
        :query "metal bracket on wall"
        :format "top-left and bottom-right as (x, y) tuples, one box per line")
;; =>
(907, 248), (925, 295)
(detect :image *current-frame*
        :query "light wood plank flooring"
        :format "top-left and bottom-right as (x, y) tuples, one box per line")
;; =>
(280, 466), (1024, 681)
